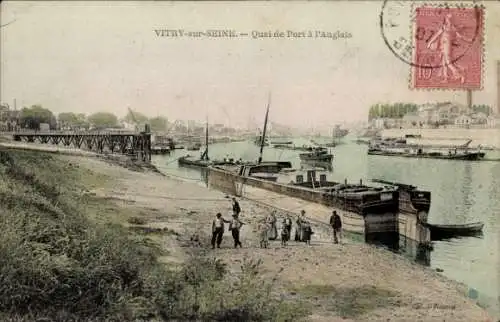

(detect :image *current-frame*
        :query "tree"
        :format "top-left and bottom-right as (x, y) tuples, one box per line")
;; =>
(124, 109), (149, 125)
(58, 112), (89, 129)
(87, 112), (119, 129)
(19, 105), (57, 130)
(149, 116), (168, 132)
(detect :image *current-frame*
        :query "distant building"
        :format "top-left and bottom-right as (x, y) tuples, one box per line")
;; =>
(403, 112), (425, 127)
(487, 115), (500, 128)
(372, 118), (385, 129)
(454, 114), (473, 127)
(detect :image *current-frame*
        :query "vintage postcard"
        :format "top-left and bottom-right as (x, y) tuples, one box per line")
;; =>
(1, 1), (499, 321)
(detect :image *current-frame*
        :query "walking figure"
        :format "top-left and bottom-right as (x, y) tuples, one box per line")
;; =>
(229, 213), (245, 248)
(211, 213), (230, 249)
(329, 210), (343, 244)
(232, 197), (241, 216)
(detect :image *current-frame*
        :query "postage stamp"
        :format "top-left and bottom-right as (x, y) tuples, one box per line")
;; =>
(411, 5), (484, 90)
(380, 1), (485, 90)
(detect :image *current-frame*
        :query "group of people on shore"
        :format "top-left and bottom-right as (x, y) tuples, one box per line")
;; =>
(211, 198), (343, 249)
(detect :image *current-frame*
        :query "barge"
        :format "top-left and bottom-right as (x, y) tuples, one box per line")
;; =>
(299, 148), (334, 170)
(368, 139), (486, 161)
(208, 165), (399, 237)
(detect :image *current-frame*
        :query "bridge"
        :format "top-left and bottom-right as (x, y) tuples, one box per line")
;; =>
(3, 129), (152, 162)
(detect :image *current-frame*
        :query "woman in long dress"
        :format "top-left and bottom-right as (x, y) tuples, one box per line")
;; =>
(267, 211), (278, 240)
(258, 219), (269, 248)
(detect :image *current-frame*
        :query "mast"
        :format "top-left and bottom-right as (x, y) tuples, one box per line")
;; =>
(201, 117), (209, 160)
(258, 93), (271, 164)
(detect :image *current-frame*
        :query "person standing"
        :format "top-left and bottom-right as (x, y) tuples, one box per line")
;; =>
(302, 220), (312, 245)
(329, 210), (342, 244)
(295, 210), (306, 241)
(283, 214), (292, 239)
(211, 213), (230, 249)
(232, 197), (241, 216)
(229, 213), (245, 248)
(266, 210), (278, 240)
(258, 218), (270, 248)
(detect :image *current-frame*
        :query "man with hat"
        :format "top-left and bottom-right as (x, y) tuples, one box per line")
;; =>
(228, 213), (245, 248)
(329, 210), (342, 244)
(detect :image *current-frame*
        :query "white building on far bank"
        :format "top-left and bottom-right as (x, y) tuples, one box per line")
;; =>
(486, 115), (500, 128)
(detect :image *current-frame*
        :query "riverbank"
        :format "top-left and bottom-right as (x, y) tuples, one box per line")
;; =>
(0, 143), (494, 321)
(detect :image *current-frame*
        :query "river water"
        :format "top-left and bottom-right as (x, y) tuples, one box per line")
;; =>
(152, 138), (500, 318)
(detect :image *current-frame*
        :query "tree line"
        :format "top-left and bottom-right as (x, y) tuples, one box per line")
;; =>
(0, 104), (169, 132)
(368, 103), (493, 121)
(368, 103), (418, 120)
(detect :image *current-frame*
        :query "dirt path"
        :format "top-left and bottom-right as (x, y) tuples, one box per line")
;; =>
(66, 154), (492, 322)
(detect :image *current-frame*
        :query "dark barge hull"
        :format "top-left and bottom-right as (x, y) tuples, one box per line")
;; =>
(299, 154), (333, 163)
(368, 150), (486, 161)
(178, 156), (242, 169)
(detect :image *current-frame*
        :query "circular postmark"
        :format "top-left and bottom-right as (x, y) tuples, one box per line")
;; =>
(379, 0), (484, 70)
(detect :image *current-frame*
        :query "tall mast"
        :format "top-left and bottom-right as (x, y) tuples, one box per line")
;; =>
(205, 117), (209, 159)
(258, 93), (271, 164)
(201, 117), (209, 161)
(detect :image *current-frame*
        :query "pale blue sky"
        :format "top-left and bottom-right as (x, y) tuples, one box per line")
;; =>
(1, 1), (499, 129)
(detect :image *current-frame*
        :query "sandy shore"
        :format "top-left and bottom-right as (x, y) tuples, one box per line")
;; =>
(1, 142), (495, 321)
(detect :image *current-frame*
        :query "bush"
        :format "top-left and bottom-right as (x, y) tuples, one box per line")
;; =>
(0, 150), (309, 321)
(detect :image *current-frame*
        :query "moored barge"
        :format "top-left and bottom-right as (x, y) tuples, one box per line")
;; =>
(208, 165), (399, 237)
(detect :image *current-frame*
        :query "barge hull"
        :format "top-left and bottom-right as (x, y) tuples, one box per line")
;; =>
(207, 166), (399, 237)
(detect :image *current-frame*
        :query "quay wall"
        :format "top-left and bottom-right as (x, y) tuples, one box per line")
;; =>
(207, 167), (427, 244)
(382, 128), (500, 148)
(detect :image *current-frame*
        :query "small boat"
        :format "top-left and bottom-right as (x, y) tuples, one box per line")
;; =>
(299, 148), (333, 163)
(151, 145), (171, 155)
(178, 120), (245, 169)
(186, 142), (202, 151)
(424, 222), (484, 240)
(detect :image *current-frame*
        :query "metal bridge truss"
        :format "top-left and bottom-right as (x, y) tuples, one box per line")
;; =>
(12, 132), (152, 162)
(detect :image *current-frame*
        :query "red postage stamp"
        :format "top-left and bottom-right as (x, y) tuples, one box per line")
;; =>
(411, 6), (484, 90)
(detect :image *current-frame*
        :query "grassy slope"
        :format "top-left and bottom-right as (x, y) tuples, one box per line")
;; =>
(0, 149), (308, 322)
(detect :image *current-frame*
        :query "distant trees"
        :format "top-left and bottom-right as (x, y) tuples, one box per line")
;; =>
(471, 104), (492, 116)
(19, 105), (57, 130)
(123, 109), (149, 125)
(368, 103), (419, 120)
(149, 116), (168, 132)
(58, 112), (88, 129)
(87, 112), (119, 129)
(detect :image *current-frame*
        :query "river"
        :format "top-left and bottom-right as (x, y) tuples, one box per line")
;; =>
(152, 138), (500, 318)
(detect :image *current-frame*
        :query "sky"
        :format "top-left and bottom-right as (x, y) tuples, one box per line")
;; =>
(1, 1), (499, 130)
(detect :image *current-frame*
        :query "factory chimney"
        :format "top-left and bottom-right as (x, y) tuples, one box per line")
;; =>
(497, 60), (500, 115)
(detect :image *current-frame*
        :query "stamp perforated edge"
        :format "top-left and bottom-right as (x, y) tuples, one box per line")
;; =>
(407, 1), (486, 91)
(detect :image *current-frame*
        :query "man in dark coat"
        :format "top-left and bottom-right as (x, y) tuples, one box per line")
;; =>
(329, 210), (342, 244)
(232, 197), (241, 216)
(228, 213), (245, 248)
